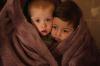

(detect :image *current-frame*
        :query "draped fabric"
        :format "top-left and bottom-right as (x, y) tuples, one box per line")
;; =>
(0, 0), (100, 66)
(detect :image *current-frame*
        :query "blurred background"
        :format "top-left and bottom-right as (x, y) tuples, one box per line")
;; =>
(73, 0), (100, 50)
(0, 0), (100, 50)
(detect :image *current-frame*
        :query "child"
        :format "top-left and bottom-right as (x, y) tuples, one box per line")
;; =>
(50, 0), (100, 66)
(27, 0), (54, 36)
(51, 0), (82, 42)
(24, 0), (60, 47)
(0, 0), (59, 66)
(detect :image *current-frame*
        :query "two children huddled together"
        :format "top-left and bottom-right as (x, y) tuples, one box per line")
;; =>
(1, 0), (99, 66)
(22, 0), (100, 66)
(24, 0), (81, 46)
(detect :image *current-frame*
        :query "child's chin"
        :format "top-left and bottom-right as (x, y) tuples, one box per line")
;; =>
(41, 33), (48, 36)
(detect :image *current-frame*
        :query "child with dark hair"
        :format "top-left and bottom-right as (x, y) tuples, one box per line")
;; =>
(51, 0), (100, 66)
(52, 0), (82, 42)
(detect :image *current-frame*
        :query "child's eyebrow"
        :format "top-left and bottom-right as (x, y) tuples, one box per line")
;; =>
(47, 16), (53, 19)
(31, 16), (40, 19)
(64, 28), (73, 30)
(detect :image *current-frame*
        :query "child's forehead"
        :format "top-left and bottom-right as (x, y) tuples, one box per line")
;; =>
(28, 0), (54, 10)
(29, 6), (52, 10)
(53, 17), (74, 27)
(29, 7), (54, 19)
(29, 7), (54, 16)
(29, 4), (54, 13)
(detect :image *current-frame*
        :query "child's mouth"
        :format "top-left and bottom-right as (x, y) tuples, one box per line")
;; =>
(41, 30), (47, 33)
(55, 38), (61, 43)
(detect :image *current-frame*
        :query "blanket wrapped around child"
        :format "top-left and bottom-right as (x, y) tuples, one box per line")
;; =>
(0, 0), (100, 66)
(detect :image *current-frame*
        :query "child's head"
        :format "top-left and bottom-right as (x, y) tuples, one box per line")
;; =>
(27, 0), (55, 36)
(51, 1), (82, 42)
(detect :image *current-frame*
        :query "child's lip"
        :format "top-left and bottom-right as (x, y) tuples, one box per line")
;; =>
(41, 30), (47, 33)
(55, 38), (61, 43)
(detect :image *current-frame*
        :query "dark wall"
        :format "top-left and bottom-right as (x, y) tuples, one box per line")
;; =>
(73, 0), (100, 49)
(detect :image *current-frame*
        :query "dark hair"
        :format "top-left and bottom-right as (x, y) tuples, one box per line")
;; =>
(23, 0), (61, 23)
(54, 1), (82, 29)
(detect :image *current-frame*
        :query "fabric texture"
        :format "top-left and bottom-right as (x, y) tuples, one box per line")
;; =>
(0, 0), (100, 66)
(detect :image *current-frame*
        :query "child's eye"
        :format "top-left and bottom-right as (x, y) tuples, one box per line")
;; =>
(52, 25), (57, 29)
(35, 19), (40, 23)
(46, 18), (52, 22)
(63, 30), (68, 32)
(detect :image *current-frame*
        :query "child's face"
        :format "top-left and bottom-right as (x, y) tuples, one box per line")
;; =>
(51, 17), (74, 42)
(29, 7), (53, 36)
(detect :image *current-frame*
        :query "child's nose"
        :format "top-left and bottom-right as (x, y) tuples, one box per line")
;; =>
(41, 22), (47, 28)
(55, 30), (61, 38)
(54, 31), (62, 42)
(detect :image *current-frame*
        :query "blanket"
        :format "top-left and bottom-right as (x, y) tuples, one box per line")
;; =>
(0, 0), (100, 66)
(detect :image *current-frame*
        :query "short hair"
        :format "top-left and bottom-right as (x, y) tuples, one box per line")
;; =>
(54, 1), (82, 29)
(23, 0), (61, 23)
